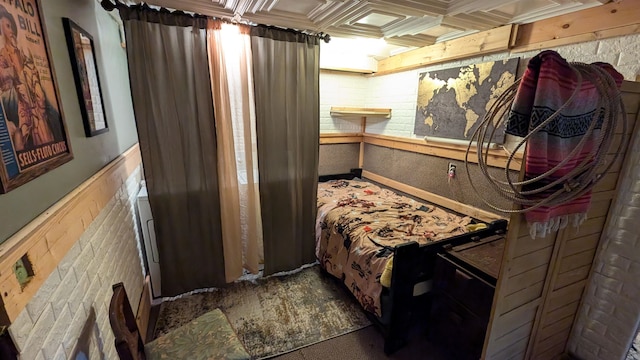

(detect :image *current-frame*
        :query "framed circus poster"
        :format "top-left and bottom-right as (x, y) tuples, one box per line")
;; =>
(63, 18), (108, 137)
(0, 0), (73, 193)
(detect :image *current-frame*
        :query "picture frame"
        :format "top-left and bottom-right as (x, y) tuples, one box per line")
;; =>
(0, 0), (73, 193)
(414, 58), (519, 144)
(63, 18), (108, 138)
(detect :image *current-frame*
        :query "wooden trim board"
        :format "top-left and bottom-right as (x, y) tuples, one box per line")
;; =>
(0, 144), (142, 325)
(376, 25), (515, 75)
(319, 133), (362, 144)
(513, 1), (640, 50)
(512, 23), (640, 53)
(320, 132), (522, 170)
(362, 170), (505, 223)
(363, 133), (523, 171)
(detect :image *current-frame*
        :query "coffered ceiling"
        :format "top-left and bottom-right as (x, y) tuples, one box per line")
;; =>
(139, 0), (608, 48)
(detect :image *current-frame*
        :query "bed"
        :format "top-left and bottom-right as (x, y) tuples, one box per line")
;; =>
(316, 170), (508, 354)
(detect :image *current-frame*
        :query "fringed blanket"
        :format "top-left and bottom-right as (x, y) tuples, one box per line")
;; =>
(505, 50), (623, 238)
(316, 179), (472, 316)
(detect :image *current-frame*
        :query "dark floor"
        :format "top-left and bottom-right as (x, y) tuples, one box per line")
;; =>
(271, 325), (451, 360)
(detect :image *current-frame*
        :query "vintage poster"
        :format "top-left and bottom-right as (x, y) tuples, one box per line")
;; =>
(0, 0), (72, 193)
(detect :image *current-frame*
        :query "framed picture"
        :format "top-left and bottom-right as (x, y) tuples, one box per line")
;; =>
(63, 18), (108, 138)
(0, 0), (73, 194)
(414, 58), (519, 144)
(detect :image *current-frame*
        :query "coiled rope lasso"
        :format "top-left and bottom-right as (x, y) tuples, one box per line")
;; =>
(465, 62), (627, 214)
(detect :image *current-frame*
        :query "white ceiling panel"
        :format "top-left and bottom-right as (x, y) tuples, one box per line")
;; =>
(355, 12), (403, 27)
(420, 24), (461, 38)
(273, 0), (323, 14)
(143, 0), (607, 51)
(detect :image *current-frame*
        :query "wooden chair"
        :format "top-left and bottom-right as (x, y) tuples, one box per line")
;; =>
(109, 283), (251, 360)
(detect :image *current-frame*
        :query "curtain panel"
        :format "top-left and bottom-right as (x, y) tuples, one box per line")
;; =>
(250, 26), (320, 275)
(120, 7), (226, 295)
(207, 20), (263, 281)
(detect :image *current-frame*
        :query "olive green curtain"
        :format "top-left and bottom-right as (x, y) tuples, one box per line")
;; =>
(120, 6), (226, 296)
(250, 27), (320, 275)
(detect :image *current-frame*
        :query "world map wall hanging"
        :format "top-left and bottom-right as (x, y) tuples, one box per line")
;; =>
(414, 58), (519, 144)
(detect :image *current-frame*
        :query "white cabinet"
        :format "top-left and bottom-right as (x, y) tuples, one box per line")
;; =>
(137, 186), (162, 298)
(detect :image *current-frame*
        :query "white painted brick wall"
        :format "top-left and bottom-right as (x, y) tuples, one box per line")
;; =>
(365, 70), (419, 137)
(320, 71), (370, 133)
(319, 33), (640, 139)
(567, 106), (640, 359)
(8, 167), (145, 360)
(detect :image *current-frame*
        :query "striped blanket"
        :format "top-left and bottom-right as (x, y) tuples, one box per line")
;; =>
(505, 50), (623, 238)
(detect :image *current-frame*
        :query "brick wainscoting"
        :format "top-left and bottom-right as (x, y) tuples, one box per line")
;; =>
(7, 167), (145, 360)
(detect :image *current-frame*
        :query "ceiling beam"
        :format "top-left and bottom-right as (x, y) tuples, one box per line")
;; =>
(514, 0), (640, 48)
(376, 24), (515, 75)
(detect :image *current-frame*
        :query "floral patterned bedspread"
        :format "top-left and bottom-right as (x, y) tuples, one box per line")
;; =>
(316, 179), (472, 317)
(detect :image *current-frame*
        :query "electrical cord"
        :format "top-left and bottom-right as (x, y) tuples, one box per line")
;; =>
(465, 62), (627, 214)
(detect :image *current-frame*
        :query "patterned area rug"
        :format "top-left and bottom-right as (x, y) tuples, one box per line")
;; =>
(154, 265), (372, 359)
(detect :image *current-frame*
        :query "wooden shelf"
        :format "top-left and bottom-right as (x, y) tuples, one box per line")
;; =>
(330, 107), (392, 118)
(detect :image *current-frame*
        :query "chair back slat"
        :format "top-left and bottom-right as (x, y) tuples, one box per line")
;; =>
(109, 282), (146, 360)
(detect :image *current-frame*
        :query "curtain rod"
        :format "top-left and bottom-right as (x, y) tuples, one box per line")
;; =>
(252, 23), (331, 43)
(100, 0), (331, 43)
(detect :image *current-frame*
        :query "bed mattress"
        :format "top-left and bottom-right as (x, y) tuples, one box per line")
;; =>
(316, 179), (473, 317)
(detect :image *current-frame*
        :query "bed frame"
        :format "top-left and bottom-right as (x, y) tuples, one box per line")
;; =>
(318, 169), (508, 354)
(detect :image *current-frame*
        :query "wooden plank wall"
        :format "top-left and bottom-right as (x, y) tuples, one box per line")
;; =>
(512, 1), (640, 53)
(483, 81), (640, 359)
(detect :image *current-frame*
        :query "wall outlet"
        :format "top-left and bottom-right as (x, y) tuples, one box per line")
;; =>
(448, 163), (456, 178)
